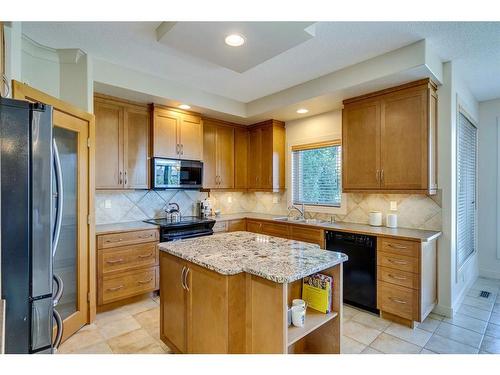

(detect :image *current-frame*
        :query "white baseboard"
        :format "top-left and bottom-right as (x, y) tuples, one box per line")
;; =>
(432, 304), (453, 318)
(479, 268), (500, 280)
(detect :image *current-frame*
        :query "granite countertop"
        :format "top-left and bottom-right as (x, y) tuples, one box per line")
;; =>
(1, 299), (5, 354)
(96, 221), (159, 235)
(211, 212), (441, 242)
(158, 231), (347, 283)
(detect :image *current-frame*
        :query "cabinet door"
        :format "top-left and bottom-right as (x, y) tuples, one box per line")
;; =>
(248, 128), (262, 189)
(246, 220), (262, 233)
(381, 88), (428, 190)
(260, 125), (274, 189)
(95, 100), (124, 188)
(124, 108), (150, 189)
(234, 128), (249, 189)
(216, 125), (234, 188)
(202, 122), (217, 188)
(342, 100), (381, 190)
(160, 254), (187, 353)
(187, 264), (229, 353)
(153, 109), (179, 159)
(179, 114), (203, 160)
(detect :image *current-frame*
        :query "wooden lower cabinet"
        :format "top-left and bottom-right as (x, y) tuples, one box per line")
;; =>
(245, 219), (324, 247)
(227, 219), (246, 232)
(160, 252), (245, 354)
(376, 237), (437, 327)
(97, 228), (160, 308)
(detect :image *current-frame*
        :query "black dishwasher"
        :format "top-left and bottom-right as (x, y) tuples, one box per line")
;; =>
(325, 231), (378, 313)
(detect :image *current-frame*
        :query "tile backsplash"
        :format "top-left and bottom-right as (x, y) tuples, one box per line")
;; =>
(95, 190), (442, 231)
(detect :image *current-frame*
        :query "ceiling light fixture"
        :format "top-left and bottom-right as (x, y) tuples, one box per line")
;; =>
(296, 108), (309, 114)
(225, 34), (245, 47)
(179, 104), (191, 110)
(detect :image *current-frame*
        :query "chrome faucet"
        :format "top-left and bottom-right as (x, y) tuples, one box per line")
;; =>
(165, 202), (181, 222)
(287, 203), (305, 220)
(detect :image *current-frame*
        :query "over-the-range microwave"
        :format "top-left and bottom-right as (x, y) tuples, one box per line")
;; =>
(151, 157), (203, 189)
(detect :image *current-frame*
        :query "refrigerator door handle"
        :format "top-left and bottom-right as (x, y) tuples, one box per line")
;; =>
(52, 274), (64, 307)
(52, 139), (63, 257)
(52, 309), (63, 351)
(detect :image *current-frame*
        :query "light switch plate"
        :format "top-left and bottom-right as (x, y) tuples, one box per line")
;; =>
(104, 199), (112, 209)
(272, 196), (280, 204)
(227, 196), (233, 204)
(390, 201), (397, 211)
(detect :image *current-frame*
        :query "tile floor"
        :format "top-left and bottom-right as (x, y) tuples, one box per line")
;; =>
(341, 277), (500, 354)
(59, 277), (500, 354)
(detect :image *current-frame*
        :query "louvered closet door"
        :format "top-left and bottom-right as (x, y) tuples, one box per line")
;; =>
(457, 112), (477, 269)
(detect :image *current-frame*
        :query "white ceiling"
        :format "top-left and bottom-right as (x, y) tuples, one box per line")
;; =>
(22, 21), (500, 104)
(157, 22), (315, 73)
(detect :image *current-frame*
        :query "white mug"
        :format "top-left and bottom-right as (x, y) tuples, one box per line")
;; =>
(292, 299), (307, 309)
(291, 305), (306, 327)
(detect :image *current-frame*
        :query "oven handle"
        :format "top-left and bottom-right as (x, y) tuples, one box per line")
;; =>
(163, 231), (213, 242)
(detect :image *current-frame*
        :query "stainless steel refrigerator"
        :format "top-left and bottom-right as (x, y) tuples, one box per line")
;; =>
(0, 97), (63, 354)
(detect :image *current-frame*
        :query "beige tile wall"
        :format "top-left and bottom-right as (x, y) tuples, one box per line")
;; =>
(95, 190), (442, 231)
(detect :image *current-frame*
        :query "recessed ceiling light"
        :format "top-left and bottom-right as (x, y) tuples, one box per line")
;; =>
(178, 104), (191, 110)
(225, 34), (245, 47)
(296, 108), (309, 114)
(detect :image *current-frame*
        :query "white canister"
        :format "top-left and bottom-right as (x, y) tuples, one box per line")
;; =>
(369, 211), (383, 226)
(291, 305), (306, 327)
(386, 213), (398, 228)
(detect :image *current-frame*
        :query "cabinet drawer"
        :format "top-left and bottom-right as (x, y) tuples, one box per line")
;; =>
(246, 220), (262, 234)
(379, 237), (419, 258)
(97, 229), (159, 249)
(213, 221), (228, 233)
(227, 219), (246, 232)
(377, 280), (417, 321)
(289, 226), (324, 247)
(260, 221), (289, 238)
(99, 243), (158, 275)
(100, 267), (158, 305)
(377, 252), (419, 273)
(378, 266), (419, 289)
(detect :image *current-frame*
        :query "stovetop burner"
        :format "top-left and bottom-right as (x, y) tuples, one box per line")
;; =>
(143, 216), (215, 228)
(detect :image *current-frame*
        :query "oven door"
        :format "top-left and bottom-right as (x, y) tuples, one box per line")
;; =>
(152, 158), (203, 189)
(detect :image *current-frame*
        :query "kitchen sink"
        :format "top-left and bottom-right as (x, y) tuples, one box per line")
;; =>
(273, 217), (328, 224)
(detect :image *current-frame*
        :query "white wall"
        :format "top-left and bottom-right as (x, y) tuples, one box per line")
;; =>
(478, 98), (500, 279)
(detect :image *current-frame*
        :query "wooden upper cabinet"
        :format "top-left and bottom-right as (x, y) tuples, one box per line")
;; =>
(234, 128), (249, 189)
(216, 125), (234, 188)
(95, 94), (150, 189)
(342, 79), (438, 194)
(179, 113), (203, 160)
(247, 120), (286, 191)
(152, 105), (203, 161)
(124, 108), (150, 189)
(342, 100), (381, 190)
(203, 121), (217, 188)
(152, 108), (179, 159)
(95, 99), (124, 189)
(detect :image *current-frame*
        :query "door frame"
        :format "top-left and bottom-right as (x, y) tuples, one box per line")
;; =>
(12, 80), (97, 329)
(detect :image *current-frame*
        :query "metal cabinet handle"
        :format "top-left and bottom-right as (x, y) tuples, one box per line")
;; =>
(124, 170), (128, 185)
(107, 285), (124, 292)
(388, 258), (408, 265)
(105, 238), (123, 243)
(389, 297), (407, 304)
(176, 144), (180, 155)
(119, 171), (123, 185)
(180, 144), (184, 155)
(181, 266), (186, 289)
(138, 234), (153, 239)
(138, 253), (153, 259)
(106, 258), (125, 264)
(137, 278), (153, 285)
(381, 169), (384, 183)
(184, 267), (190, 292)
(388, 243), (408, 249)
(388, 273), (407, 281)
(376, 170), (380, 183)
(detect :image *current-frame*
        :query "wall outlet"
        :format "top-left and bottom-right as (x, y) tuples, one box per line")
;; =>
(104, 199), (112, 209)
(390, 201), (398, 211)
(272, 196), (280, 204)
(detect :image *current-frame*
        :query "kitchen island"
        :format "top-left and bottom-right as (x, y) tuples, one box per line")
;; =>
(158, 231), (347, 354)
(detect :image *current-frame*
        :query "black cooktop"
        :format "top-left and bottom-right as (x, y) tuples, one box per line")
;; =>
(143, 216), (215, 228)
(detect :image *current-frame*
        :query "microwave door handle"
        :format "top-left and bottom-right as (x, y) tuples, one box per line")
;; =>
(52, 139), (63, 257)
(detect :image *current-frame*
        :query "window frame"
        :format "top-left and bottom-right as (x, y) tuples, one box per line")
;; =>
(288, 138), (346, 214)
